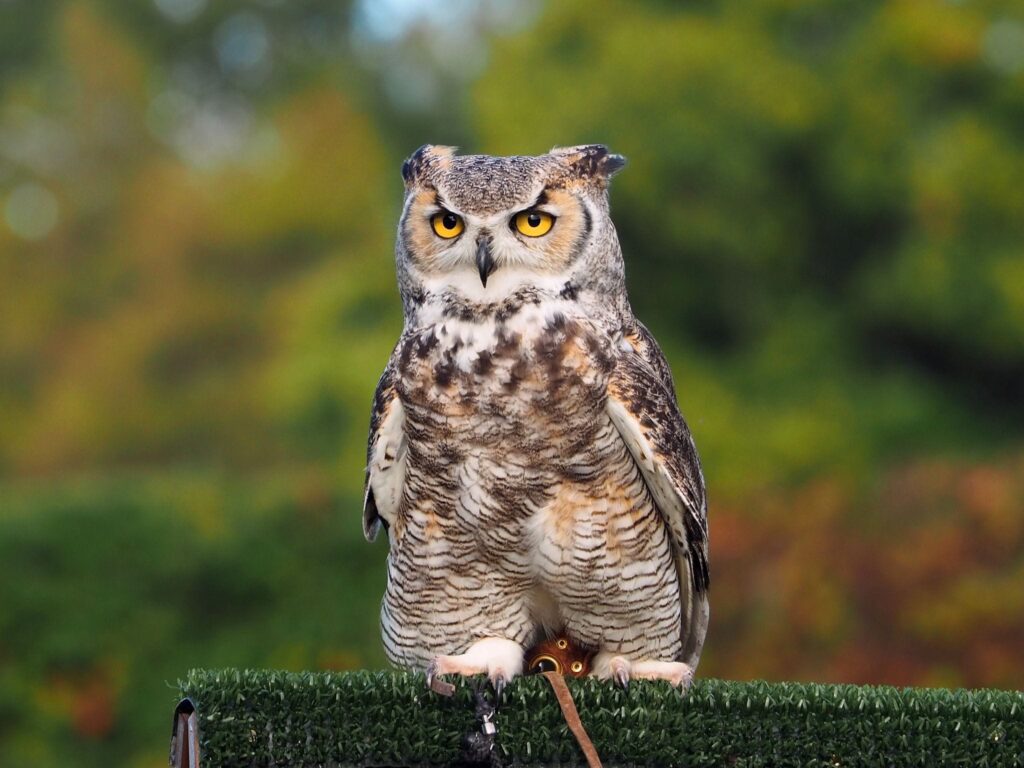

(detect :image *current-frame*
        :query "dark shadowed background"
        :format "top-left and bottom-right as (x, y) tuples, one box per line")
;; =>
(2, 0), (1023, 765)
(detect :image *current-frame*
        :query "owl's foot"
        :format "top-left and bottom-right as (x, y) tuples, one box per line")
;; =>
(592, 654), (632, 690)
(426, 637), (524, 696)
(591, 652), (694, 690)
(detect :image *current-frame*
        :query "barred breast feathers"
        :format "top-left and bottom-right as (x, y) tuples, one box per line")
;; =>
(363, 275), (594, 542)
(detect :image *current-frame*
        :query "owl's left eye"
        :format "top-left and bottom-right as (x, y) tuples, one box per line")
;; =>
(513, 210), (555, 237)
(431, 211), (464, 239)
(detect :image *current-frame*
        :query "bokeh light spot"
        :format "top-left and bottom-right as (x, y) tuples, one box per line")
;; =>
(982, 19), (1024, 75)
(215, 13), (271, 76)
(4, 182), (59, 241)
(153, 0), (206, 25)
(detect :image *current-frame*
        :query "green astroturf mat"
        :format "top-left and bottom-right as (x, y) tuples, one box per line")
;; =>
(175, 669), (1024, 767)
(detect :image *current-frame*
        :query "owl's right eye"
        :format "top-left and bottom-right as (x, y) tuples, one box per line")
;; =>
(431, 211), (464, 239)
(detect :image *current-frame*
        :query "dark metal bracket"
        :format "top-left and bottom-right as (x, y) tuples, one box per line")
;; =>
(169, 697), (199, 768)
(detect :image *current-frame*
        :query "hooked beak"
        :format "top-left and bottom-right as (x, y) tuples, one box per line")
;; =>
(475, 236), (496, 287)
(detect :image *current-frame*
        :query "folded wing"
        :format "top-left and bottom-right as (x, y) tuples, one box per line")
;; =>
(606, 324), (709, 667)
(362, 355), (408, 542)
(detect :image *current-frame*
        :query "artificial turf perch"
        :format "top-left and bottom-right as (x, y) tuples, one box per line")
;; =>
(172, 668), (1023, 767)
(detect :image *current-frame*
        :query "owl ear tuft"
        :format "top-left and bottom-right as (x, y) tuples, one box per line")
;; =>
(551, 144), (626, 183)
(401, 144), (457, 186)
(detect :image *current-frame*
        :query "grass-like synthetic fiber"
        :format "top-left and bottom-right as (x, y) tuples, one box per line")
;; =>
(177, 668), (1023, 767)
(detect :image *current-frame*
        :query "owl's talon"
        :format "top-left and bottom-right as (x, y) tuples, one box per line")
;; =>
(492, 674), (506, 700)
(426, 660), (456, 696)
(615, 668), (630, 691)
(609, 656), (631, 690)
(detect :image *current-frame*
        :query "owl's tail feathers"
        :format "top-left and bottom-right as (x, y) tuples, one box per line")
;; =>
(678, 553), (710, 671)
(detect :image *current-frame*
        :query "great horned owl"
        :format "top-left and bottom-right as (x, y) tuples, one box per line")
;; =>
(363, 145), (708, 689)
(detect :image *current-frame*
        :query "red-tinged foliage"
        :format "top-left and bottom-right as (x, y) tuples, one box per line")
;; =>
(71, 683), (116, 742)
(706, 453), (1024, 690)
(41, 664), (121, 742)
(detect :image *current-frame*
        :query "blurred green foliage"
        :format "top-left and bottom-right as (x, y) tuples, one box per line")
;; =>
(477, 0), (1024, 488)
(0, 0), (1022, 765)
(1, 476), (386, 766)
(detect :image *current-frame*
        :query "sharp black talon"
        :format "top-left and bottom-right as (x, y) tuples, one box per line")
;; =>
(615, 669), (630, 692)
(493, 675), (506, 701)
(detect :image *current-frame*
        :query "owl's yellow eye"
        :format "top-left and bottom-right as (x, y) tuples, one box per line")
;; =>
(513, 210), (554, 237)
(431, 211), (464, 239)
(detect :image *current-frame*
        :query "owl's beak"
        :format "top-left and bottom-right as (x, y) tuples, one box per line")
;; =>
(475, 236), (496, 287)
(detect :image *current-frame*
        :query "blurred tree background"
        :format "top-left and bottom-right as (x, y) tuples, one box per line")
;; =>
(1, 0), (1022, 764)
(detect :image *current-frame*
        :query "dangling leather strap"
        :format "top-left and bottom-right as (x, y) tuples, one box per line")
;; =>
(541, 672), (603, 768)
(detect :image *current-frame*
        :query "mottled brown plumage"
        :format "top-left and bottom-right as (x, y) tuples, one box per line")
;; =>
(363, 145), (708, 690)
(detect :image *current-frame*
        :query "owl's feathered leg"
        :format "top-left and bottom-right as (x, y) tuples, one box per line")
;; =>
(426, 637), (524, 693)
(591, 652), (694, 689)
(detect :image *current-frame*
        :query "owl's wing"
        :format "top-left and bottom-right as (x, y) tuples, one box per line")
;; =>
(606, 325), (709, 668)
(362, 348), (408, 542)
(624, 321), (678, 400)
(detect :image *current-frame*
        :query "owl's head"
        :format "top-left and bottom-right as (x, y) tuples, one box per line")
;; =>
(395, 145), (626, 308)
